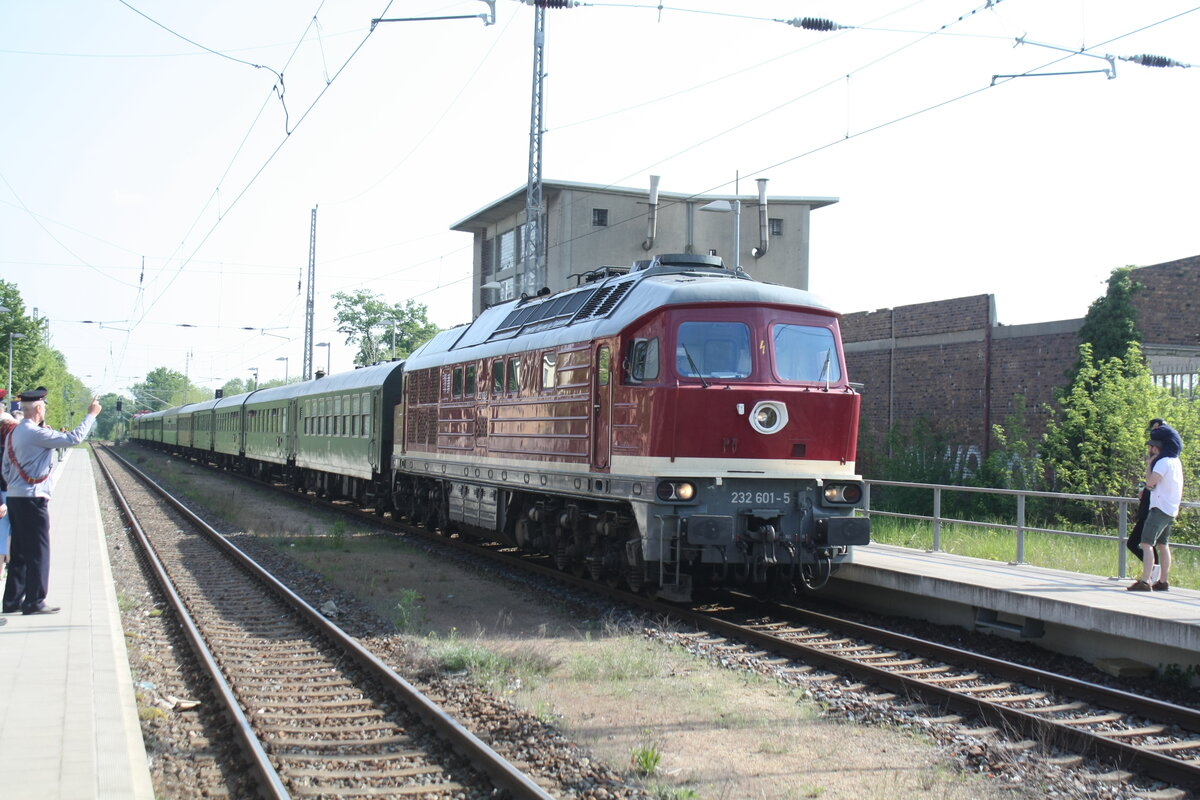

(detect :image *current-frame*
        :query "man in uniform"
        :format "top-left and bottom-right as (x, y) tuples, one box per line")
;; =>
(1, 388), (101, 615)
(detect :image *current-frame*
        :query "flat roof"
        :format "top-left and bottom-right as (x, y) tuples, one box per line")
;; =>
(450, 179), (838, 232)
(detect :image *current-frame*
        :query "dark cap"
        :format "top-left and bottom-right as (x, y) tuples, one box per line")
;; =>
(17, 388), (47, 402)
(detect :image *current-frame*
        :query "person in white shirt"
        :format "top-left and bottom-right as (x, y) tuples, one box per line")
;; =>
(1128, 432), (1184, 592)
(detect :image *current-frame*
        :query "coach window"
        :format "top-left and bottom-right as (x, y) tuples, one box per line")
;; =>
(465, 364), (476, 397)
(541, 352), (557, 390)
(452, 366), (464, 399)
(506, 357), (521, 394)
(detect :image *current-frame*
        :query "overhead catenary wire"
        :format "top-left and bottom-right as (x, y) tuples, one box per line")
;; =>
(9, 2), (1199, 397)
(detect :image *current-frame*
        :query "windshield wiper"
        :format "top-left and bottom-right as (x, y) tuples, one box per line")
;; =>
(819, 349), (831, 391)
(681, 344), (709, 388)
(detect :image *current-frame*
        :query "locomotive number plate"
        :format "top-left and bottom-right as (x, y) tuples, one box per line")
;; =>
(730, 491), (791, 505)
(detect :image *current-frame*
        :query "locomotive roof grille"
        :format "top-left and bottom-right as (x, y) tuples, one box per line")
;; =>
(580, 281), (633, 319)
(487, 278), (636, 341)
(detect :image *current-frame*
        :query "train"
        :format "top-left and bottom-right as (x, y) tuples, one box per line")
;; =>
(130, 253), (869, 601)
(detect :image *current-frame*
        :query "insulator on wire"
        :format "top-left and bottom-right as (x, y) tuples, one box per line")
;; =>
(532, 0), (574, 7)
(1120, 54), (1188, 69)
(785, 17), (845, 32)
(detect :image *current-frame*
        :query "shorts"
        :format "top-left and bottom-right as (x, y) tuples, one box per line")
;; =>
(1142, 507), (1174, 546)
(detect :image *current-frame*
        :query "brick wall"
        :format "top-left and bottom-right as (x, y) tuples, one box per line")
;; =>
(841, 255), (1200, 474)
(1132, 256), (1200, 347)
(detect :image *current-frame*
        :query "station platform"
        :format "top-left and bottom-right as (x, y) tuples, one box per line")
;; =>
(0, 449), (153, 800)
(832, 543), (1200, 674)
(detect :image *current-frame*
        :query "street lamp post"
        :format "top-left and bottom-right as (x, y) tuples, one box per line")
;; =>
(276, 356), (289, 384)
(247, 367), (259, 390)
(7, 331), (26, 404)
(314, 342), (330, 376)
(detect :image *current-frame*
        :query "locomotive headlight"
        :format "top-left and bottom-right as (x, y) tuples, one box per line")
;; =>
(822, 482), (864, 505)
(656, 480), (697, 502)
(748, 400), (788, 434)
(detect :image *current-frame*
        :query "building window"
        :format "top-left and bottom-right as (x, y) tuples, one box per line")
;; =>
(480, 237), (493, 277)
(768, 218), (784, 237)
(592, 208), (608, 227)
(499, 228), (516, 271)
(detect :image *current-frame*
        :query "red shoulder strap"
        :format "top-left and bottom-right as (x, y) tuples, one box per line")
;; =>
(5, 425), (51, 486)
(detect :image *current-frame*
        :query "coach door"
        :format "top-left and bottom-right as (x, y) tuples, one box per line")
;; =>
(591, 345), (612, 471)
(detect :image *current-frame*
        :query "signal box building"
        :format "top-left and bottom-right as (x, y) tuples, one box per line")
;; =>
(452, 178), (837, 317)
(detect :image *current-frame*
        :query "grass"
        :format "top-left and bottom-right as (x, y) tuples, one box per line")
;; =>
(425, 629), (558, 694)
(568, 633), (670, 685)
(115, 590), (138, 613)
(392, 588), (424, 632)
(630, 741), (663, 776)
(868, 515), (1199, 589)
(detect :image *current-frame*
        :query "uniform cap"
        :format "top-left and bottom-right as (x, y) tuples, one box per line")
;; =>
(17, 388), (47, 402)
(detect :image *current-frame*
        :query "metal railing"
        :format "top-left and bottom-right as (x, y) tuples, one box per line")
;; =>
(862, 480), (1200, 579)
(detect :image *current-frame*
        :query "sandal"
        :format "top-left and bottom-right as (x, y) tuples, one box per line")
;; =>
(1127, 580), (1152, 592)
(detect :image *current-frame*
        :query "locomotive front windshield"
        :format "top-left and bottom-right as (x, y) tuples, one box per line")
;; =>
(772, 323), (842, 383)
(676, 321), (751, 379)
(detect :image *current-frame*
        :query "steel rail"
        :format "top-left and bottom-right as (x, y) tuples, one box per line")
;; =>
(749, 595), (1200, 734)
(92, 446), (290, 800)
(124, 441), (1200, 791)
(96, 445), (557, 800)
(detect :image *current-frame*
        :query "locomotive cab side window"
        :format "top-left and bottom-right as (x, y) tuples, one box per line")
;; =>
(676, 322), (751, 380)
(541, 352), (557, 390)
(492, 360), (504, 394)
(626, 337), (660, 383)
(452, 367), (464, 399)
(771, 324), (842, 383)
(506, 357), (521, 394)
(465, 365), (476, 397)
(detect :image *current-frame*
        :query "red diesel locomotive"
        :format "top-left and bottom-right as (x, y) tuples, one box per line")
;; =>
(393, 253), (869, 600)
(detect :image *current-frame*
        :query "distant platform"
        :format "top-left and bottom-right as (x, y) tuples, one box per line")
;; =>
(0, 450), (153, 800)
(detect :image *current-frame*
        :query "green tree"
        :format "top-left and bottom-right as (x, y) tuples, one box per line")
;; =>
(0, 280), (47, 403)
(129, 367), (206, 411)
(1071, 266), (1142, 379)
(93, 392), (133, 440)
(333, 291), (440, 366)
(220, 377), (253, 397)
(1042, 342), (1200, 534)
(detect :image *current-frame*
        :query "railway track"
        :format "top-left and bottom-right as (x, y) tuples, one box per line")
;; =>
(674, 598), (1200, 792)
(120, 441), (1200, 795)
(94, 445), (557, 800)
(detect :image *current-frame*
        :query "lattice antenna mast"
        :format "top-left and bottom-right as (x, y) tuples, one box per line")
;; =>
(303, 205), (317, 381)
(522, 4), (548, 297)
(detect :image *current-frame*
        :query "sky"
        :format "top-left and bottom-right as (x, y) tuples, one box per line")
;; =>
(2, 0), (1198, 399)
